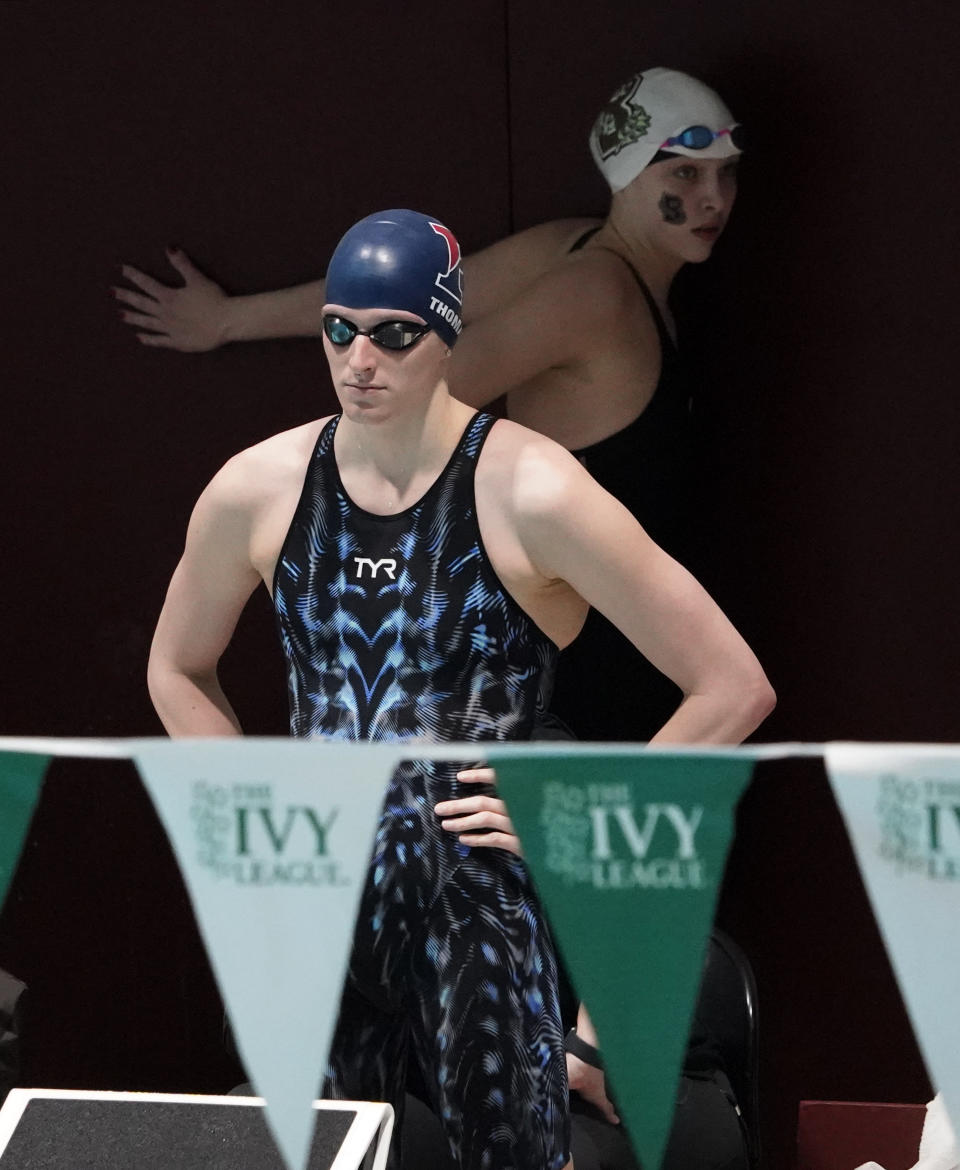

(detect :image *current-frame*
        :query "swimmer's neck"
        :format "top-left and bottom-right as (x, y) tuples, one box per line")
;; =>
(589, 215), (685, 301)
(335, 385), (474, 489)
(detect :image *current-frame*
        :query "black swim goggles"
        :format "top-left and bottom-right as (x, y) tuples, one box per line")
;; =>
(322, 314), (431, 351)
(660, 124), (745, 151)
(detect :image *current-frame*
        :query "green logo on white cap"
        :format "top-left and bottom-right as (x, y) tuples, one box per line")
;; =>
(594, 75), (653, 160)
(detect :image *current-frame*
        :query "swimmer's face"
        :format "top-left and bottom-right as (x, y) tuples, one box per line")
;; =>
(621, 154), (740, 263)
(322, 303), (451, 424)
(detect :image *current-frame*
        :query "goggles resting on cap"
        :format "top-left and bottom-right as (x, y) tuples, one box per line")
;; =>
(322, 314), (431, 351)
(660, 124), (745, 151)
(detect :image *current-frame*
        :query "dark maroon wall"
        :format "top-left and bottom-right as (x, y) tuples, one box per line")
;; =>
(3, 3), (959, 1167)
(2, 0), (510, 740)
(0, 0), (509, 1105)
(507, 0), (960, 740)
(506, 7), (958, 1163)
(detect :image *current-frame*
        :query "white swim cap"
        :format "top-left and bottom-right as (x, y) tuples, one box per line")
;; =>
(589, 67), (742, 192)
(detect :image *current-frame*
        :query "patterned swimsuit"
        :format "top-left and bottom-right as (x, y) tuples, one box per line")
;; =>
(272, 412), (570, 1170)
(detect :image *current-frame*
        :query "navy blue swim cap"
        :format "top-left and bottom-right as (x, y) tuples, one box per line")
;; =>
(325, 209), (464, 348)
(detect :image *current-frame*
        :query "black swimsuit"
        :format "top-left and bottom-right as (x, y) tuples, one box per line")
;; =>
(550, 229), (697, 741)
(273, 412), (569, 1170)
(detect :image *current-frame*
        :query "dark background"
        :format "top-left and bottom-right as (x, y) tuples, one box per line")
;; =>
(2, 2), (958, 1166)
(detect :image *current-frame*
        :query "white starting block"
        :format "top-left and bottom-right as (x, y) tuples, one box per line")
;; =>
(0, 1089), (394, 1170)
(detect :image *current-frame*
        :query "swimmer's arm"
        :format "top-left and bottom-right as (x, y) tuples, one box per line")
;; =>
(147, 470), (262, 735)
(449, 253), (627, 409)
(115, 248), (326, 351)
(517, 450), (776, 744)
(567, 1004), (620, 1124)
(116, 218), (599, 353)
(219, 281), (327, 343)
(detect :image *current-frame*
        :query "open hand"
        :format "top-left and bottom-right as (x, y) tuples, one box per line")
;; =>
(567, 1053), (621, 1125)
(434, 766), (523, 856)
(113, 247), (230, 351)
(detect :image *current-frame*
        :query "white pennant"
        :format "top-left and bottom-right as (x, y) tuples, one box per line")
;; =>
(133, 738), (402, 1170)
(825, 743), (960, 1140)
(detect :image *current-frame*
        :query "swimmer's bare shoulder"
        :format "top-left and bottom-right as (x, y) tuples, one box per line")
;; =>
(479, 413), (669, 589)
(462, 217), (601, 322)
(452, 237), (650, 402)
(194, 417), (332, 586)
(480, 416), (584, 496)
(474, 417), (594, 644)
(553, 240), (653, 323)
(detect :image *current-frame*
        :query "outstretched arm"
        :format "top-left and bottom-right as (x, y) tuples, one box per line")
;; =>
(114, 218), (597, 354)
(115, 248), (326, 351)
(147, 464), (263, 735)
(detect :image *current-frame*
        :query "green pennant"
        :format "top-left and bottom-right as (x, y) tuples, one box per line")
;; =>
(0, 751), (50, 909)
(495, 750), (754, 1170)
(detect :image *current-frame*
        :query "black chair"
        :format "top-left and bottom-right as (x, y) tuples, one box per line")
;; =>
(571, 927), (761, 1170)
(688, 928), (761, 1170)
(0, 970), (26, 1107)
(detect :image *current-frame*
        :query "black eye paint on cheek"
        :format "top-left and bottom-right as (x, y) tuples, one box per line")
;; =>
(659, 193), (687, 225)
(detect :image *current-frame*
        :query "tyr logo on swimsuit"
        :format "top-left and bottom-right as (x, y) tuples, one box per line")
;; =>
(353, 557), (397, 580)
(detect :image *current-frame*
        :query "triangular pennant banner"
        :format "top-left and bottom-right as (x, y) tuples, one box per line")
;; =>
(495, 749), (754, 1170)
(825, 743), (960, 1139)
(133, 739), (402, 1170)
(0, 751), (51, 911)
